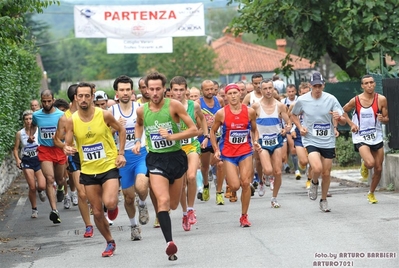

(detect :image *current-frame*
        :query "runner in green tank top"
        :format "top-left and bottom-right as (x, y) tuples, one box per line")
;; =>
(170, 76), (208, 232)
(132, 72), (197, 261)
(143, 98), (182, 153)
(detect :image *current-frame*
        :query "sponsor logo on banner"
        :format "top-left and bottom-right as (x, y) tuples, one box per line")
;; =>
(74, 3), (205, 38)
(177, 24), (202, 32)
(131, 24), (146, 36)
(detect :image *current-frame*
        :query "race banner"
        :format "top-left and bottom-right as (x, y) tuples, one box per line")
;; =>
(74, 3), (205, 38)
(107, 37), (173, 54)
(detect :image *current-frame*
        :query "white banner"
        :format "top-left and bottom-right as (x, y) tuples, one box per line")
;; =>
(74, 3), (205, 38)
(107, 37), (173, 54)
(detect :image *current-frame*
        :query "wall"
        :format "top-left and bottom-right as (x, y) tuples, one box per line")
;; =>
(0, 153), (20, 195)
(383, 154), (399, 190)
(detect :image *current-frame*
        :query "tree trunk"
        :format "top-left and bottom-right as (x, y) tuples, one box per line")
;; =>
(326, 46), (366, 79)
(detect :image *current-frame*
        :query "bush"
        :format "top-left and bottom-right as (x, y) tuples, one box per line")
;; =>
(335, 135), (360, 167)
(0, 45), (41, 162)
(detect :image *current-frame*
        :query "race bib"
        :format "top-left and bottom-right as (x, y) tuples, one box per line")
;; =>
(125, 127), (135, 141)
(40, 126), (56, 140)
(359, 128), (376, 141)
(150, 130), (175, 149)
(312, 123), (331, 137)
(229, 130), (249, 144)
(181, 138), (190, 145)
(23, 145), (38, 157)
(82, 143), (106, 161)
(262, 133), (278, 147)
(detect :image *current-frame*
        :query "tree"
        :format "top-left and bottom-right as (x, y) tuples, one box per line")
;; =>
(228, 0), (399, 78)
(137, 37), (220, 84)
(0, 0), (58, 162)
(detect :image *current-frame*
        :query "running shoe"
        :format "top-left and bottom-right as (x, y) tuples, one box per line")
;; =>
(250, 184), (255, 196)
(138, 204), (149, 225)
(264, 174), (270, 187)
(239, 214), (251, 227)
(269, 177), (275, 191)
(252, 181), (258, 189)
(107, 206), (119, 221)
(131, 225), (142, 241)
(38, 191), (46, 202)
(224, 185), (232, 198)
(202, 186), (210, 201)
(229, 191), (238, 202)
(367, 193), (378, 204)
(258, 183), (266, 197)
(360, 161), (369, 180)
(182, 215), (191, 231)
(71, 191), (78, 206)
(308, 180), (318, 200)
(64, 195), (71, 209)
(216, 192), (224, 205)
(284, 164), (290, 174)
(154, 217), (160, 228)
(306, 179), (311, 189)
(84, 225), (94, 238)
(56, 186), (64, 202)
(104, 213), (113, 226)
(49, 210), (61, 224)
(197, 191), (203, 201)
(31, 209), (38, 218)
(319, 199), (331, 212)
(102, 241), (116, 257)
(166, 241), (178, 261)
(187, 209), (197, 225)
(327, 192), (332, 197)
(295, 170), (301, 180)
(271, 199), (281, 208)
(208, 167), (214, 182)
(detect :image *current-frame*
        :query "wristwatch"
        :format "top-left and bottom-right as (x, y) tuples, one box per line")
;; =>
(204, 134), (210, 139)
(133, 138), (141, 145)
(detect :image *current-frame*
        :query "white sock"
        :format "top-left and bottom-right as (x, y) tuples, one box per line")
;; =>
(187, 207), (194, 211)
(183, 212), (187, 216)
(130, 217), (137, 226)
(138, 199), (146, 206)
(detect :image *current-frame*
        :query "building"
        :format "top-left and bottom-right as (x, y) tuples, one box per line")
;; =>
(211, 31), (314, 88)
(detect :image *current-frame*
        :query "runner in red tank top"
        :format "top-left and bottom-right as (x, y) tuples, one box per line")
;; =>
(210, 84), (260, 227)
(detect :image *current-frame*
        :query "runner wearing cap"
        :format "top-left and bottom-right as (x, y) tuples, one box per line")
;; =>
(290, 72), (343, 212)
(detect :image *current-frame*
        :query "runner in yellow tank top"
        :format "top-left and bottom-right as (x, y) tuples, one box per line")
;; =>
(63, 82), (126, 258)
(54, 84), (94, 238)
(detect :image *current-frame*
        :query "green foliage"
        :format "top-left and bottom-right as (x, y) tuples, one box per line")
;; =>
(137, 37), (220, 83)
(228, 0), (399, 79)
(0, 45), (42, 162)
(335, 135), (360, 167)
(0, 0), (57, 162)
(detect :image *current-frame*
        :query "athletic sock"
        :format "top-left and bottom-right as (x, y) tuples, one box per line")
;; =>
(291, 155), (299, 171)
(130, 217), (137, 226)
(138, 199), (146, 206)
(158, 211), (172, 242)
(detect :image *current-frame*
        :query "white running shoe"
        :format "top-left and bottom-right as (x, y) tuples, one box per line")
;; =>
(269, 177), (275, 191)
(38, 191), (46, 202)
(295, 170), (301, 180)
(63, 194), (71, 209)
(319, 199), (331, 212)
(71, 191), (78, 206)
(31, 209), (38, 218)
(258, 183), (266, 197)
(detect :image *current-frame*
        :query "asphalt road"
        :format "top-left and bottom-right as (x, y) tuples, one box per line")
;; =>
(0, 172), (398, 268)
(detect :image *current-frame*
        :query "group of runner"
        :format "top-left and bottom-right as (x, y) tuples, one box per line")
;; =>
(13, 71), (388, 260)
